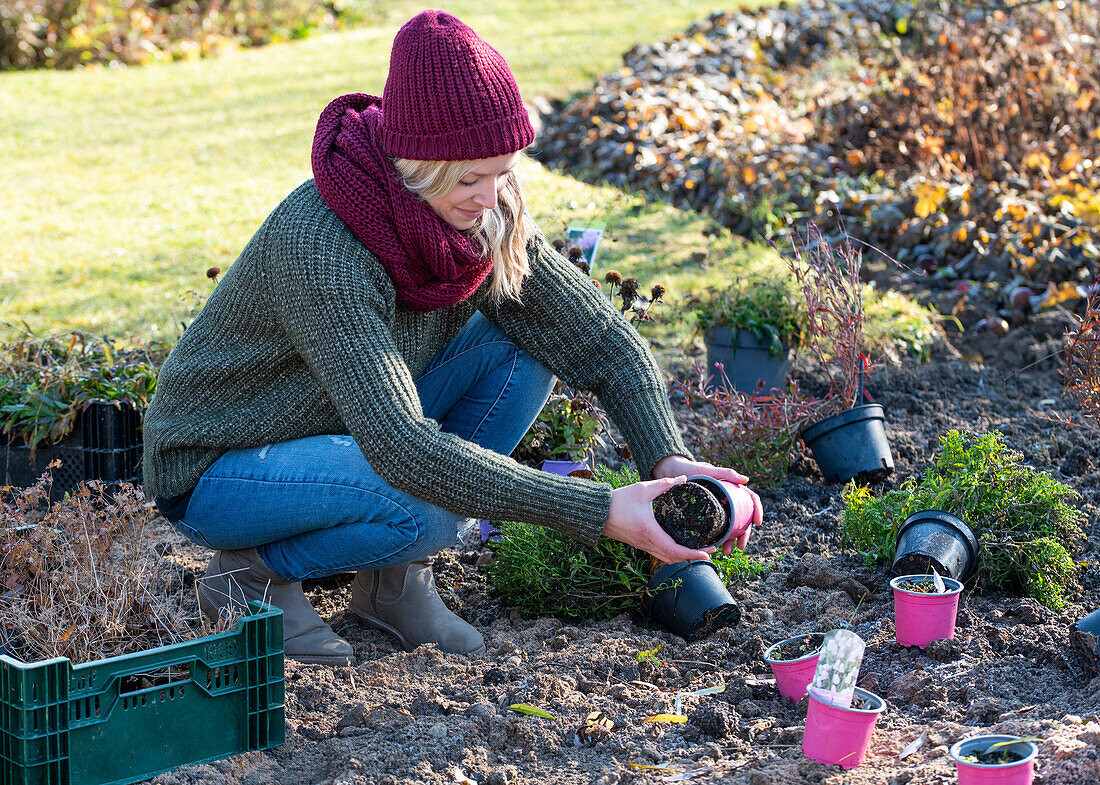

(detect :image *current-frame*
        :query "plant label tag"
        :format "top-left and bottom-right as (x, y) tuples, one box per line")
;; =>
(809, 629), (865, 708)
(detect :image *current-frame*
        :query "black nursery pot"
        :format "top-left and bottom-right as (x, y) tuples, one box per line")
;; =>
(1070, 607), (1100, 676)
(801, 403), (893, 484)
(891, 509), (979, 582)
(703, 326), (791, 392)
(642, 560), (741, 641)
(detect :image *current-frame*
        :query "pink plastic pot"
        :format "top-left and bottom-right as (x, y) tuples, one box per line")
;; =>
(685, 474), (757, 545)
(541, 458), (589, 476)
(802, 686), (885, 769)
(950, 735), (1038, 785)
(763, 633), (825, 703)
(891, 574), (964, 648)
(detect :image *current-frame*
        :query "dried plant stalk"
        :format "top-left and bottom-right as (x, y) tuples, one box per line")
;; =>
(784, 223), (875, 410)
(1, 464), (236, 664)
(1064, 285), (1100, 428)
(677, 362), (826, 487)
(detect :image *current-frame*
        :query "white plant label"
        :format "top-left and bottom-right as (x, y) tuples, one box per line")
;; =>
(809, 629), (865, 708)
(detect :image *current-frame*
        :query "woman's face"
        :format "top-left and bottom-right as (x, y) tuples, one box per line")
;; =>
(427, 152), (519, 230)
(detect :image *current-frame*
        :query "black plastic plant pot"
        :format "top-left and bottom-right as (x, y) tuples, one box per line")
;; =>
(703, 326), (791, 392)
(642, 560), (741, 642)
(1070, 608), (1100, 676)
(801, 403), (893, 484)
(891, 509), (979, 582)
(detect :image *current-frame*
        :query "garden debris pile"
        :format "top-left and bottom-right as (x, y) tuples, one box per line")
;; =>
(537, 0), (1100, 319)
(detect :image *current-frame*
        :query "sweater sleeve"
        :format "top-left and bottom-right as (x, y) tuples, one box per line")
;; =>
(481, 229), (691, 480)
(261, 219), (611, 546)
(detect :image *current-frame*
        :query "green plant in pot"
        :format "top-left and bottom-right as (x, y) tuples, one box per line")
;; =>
(488, 465), (768, 620)
(842, 429), (1086, 609)
(511, 388), (606, 474)
(1, 331), (162, 496)
(786, 224), (893, 484)
(694, 275), (804, 393)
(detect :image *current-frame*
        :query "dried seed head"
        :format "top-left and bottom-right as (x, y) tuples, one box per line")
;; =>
(552, 238), (566, 252)
(650, 284), (666, 300)
(620, 278), (640, 297)
(604, 270), (623, 286)
(576, 261), (591, 275)
(206, 266), (221, 281)
(567, 245), (584, 261)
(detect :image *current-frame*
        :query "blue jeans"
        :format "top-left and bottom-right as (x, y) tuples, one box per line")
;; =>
(172, 312), (555, 580)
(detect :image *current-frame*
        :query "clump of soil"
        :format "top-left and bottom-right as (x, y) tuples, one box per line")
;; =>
(652, 480), (726, 548)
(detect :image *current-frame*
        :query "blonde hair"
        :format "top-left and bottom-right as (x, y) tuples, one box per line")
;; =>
(393, 155), (533, 303)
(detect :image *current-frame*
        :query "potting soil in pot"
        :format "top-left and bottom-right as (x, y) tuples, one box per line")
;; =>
(652, 481), (725, 548)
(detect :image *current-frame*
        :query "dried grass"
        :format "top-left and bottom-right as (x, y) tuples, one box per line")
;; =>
(1, 463), (236, 664)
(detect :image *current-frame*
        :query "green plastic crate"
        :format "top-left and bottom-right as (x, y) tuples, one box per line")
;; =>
(0, 602), (284, 785)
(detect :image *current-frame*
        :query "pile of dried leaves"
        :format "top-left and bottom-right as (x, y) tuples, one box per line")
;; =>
(0, 466), (229, 664)
(537, 0), (1099, 317)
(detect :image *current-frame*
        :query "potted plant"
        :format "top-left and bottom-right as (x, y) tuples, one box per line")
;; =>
(1, 331), (161, 499)
(801, 629), (884, 770)
(786, 225), (893, 484)
(842, 429), (1087, 608)
(487, 465), (769, 623)
(651, 474), (758, 549)
(763, 632), (826, 703)
(694, 276), (804, 392)
(949, 735), (1039, 785)
(512, 388), (605, 475)
(890, 573), (964, 649)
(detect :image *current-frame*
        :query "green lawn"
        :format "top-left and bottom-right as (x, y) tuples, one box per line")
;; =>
(2, 0), (770, 347)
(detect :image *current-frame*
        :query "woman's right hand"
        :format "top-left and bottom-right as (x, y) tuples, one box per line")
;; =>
(602, 475), (714, 564)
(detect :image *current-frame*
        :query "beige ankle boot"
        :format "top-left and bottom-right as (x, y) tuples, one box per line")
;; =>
(198, 548), (355, 666)
(349, 557), (485, 654)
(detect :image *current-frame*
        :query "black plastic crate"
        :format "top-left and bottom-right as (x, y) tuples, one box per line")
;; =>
(1, 402), (143, 499)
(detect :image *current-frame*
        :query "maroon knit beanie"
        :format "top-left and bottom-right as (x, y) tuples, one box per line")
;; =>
(380, 9), (535, 161)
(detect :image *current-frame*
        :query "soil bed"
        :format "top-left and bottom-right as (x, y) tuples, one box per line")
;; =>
(145, 311), (1100, 785)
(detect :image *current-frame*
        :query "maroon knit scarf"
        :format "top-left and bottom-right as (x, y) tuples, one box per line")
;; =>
(311, 94), (493, 312)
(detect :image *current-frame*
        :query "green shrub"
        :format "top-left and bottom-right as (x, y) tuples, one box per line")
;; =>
(864, 287), (942, 362)
(841, 430), (1086, 609)
(0, 0), (379, 70)
(488, 464), (768, 618)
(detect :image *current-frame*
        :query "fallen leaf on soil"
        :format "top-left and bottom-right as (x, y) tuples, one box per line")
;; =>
(509, 703), (555, 719)
(898, 730), (927, 759)
(645, 713), (688, 723)
(574, 710), (615, 747)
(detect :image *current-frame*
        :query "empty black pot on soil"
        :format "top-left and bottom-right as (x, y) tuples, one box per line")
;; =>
(1070, 608), (1100, 677)
(891, 509), (979, 582)
(703, 327), (791, 392)
(642, 560), (740, 641)
(802, 403), (893, 484)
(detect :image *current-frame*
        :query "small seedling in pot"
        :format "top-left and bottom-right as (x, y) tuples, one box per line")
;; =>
(771, 633), (825, 661)
(959, 738), (1040, 765)
(897, 570), (947, 594)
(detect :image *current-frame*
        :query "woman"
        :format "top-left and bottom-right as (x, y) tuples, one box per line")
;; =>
(143, 9), (762, 666)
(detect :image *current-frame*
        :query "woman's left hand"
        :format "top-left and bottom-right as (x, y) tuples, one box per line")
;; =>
(652, 455), (764, 554)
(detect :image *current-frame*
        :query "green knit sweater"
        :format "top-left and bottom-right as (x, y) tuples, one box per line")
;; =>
(143, 180), (689, 546)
